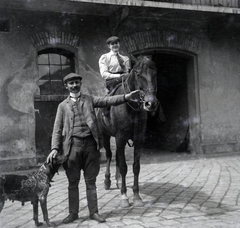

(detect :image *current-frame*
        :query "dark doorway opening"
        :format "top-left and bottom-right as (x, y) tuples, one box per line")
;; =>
(144, 52), (190, 152)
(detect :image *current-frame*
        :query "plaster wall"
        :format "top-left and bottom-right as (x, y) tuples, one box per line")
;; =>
(119, 11), (240, 154)
(0, 26), (38, 170)
(1, 9), (240, 170)
(0, 11), (109, 171)
(199, 39), (240, 153)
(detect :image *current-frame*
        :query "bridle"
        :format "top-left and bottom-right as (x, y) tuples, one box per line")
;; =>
(121, 70), (140, 111)
(122, 57), (158, 111)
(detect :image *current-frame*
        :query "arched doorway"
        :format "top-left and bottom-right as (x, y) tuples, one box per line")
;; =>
(143, 51), (194, 153)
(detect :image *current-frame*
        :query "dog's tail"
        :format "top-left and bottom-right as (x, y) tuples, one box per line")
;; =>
(0, 176), (5, 212)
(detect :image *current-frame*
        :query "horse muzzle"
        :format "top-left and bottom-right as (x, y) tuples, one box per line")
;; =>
(143, 98), (159, 112)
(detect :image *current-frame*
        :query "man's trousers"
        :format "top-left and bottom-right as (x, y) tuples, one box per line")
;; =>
(63, 136), (100, 215)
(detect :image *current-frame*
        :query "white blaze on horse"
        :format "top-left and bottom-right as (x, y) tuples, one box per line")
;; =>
(97, 55), (159, 208)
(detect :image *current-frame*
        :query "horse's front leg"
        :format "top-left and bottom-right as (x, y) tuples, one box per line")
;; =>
(132, 143), (144, 207)
(132, 113), (146, 207)
(103, 134), (112, 190)
(116, 136), (129, 208)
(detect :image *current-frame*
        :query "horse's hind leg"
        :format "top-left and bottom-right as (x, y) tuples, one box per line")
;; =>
(115, 151), (121, 189)
(104, 134), (112, 190)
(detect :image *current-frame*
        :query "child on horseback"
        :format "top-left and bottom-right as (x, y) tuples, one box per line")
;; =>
(99, 36), (130, 92)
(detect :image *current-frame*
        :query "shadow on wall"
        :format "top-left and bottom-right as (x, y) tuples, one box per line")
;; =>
(0, 82), (25, 157)
(0, 59), (39, 171)
(78, 58), (107, 96)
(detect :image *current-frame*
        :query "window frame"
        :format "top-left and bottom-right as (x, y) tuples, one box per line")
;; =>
(37, 48), (75, 96)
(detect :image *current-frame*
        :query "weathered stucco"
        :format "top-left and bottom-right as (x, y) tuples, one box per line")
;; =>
(199, 39), (240, 152)
(1, 4), (240, 170)
(0, 29), (39, 170)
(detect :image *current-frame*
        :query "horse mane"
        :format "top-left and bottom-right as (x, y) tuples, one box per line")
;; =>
(132, 55), (157, 71)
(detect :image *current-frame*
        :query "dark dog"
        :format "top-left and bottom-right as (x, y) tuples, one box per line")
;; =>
(0, 155), (66, 227)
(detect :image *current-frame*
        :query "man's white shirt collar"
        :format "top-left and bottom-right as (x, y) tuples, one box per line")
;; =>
(70, 92), (81, 101)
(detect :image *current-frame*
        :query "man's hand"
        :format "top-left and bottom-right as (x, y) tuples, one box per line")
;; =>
(125, 90), (140, 102)
(120, 73), (129, 80)
(47, 149), (58, 164)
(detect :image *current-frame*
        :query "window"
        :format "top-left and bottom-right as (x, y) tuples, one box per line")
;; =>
(38, 48), (74, 95)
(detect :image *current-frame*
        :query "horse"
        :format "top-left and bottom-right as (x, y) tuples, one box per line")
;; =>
(96, 55), (159, 208)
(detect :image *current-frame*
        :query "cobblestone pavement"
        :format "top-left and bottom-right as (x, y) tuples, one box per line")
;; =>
(1, 149), (240, 228)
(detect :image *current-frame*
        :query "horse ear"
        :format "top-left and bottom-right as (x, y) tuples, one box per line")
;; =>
(129, 54), (137, 68)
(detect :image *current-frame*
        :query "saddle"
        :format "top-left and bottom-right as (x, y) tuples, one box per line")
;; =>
(106, 78), (122, 92)
(106, 73), (128, 92)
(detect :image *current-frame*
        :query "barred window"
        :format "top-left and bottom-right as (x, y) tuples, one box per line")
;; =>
(38, 48), (74, 95)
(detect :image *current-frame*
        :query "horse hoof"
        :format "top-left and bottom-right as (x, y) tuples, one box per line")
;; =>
(120, 198), (130, 208)
(133, 195), (144, 207)
(133, 199), (144, 207)
(104, 179), (111, 190)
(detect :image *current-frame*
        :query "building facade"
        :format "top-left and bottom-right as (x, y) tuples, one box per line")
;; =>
(1, 0), (240, 171)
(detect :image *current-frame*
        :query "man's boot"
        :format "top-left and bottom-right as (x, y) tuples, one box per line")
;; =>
(63, 188), (79, 224)
(87, 189), (106, 223)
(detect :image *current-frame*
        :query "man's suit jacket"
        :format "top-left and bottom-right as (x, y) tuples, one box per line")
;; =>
(51, 93), (126, 156)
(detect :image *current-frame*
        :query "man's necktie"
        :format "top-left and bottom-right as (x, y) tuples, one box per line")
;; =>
(116, 53), (126, 72)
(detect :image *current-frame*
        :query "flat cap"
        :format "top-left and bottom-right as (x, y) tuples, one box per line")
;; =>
(106, 36), (120, 44)
(63, 73), (82, 83)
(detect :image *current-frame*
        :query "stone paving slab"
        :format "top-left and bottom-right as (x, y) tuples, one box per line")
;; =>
(1, 151), (240, 227)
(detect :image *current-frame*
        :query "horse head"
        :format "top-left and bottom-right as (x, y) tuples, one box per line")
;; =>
(127, 55), (159, 112)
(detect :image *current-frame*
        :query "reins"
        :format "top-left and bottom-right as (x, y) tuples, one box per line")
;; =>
(122, 69), (143, 111)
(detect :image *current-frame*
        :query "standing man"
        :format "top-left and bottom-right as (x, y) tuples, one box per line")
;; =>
(99, 36), (130, 92)
(47, 73), (139, 224)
